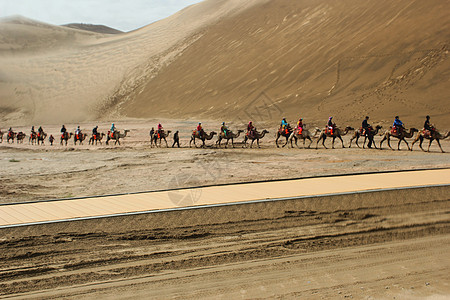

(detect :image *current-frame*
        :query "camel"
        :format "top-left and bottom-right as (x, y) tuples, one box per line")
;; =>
(243, 130), (269, 148)
(16, 132), (26, 144)
(216, 130), (243, 148)
(349, 125), (383, 149)
(60, 132), (73, 146)
(189, 131), (217, 148)
(7, 131), (16, 143)
(411, 129), (450, 153)
(73, 133), (87, 145)
(379, 127), (418, 151)
(315, 126), (354, 149)
(275, 125), (294, 148)
(36, 132), (47, 145)
(289, 127), (321, 149)
(89, 133), (105, 145)
(106, 130), (130, 145)
(152, 130), (172, 148)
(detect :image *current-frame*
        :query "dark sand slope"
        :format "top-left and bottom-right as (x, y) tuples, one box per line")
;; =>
(124, 0), (450, 127)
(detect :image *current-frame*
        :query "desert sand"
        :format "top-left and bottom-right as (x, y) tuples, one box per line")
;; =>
(0, 120), (449, 298)
(1, 0), (449, 298)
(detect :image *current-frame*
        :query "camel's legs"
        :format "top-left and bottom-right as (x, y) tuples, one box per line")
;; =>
(386, 137), (394, 150)
(322, 136), (328, 149)
(257, 139), (261, 148)
(339, 136), (345, 148)
(411, 135), (419, 151)
(398, 138), (410, 151)
(435, 139), (445, 153)
(306, 137), (313, 149)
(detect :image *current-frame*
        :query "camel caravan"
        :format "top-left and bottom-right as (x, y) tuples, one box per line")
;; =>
(1, 115), (448, 152)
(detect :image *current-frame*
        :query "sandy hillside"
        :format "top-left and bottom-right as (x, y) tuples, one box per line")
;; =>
(124, 0), (450, 129)
(0, 0), (265, 126)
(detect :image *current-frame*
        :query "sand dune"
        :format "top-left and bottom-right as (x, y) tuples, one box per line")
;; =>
(0, 0), (448, 129)
(0, 0), (264, 126)
(126, 0), (450, 129)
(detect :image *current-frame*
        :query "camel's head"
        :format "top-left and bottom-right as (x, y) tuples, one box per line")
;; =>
(410, 128), (418, 132)
(375, 125), (382, 130)
(124, 130), (130, 133)
(211, 131), (217, 136)
(262, 129), (269, 134)
(237, 129), (244, 133)
(345, 126), (355, 131)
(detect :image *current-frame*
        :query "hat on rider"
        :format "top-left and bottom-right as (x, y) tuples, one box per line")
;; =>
(222, 122), (225, 125)
(395, 116), (399, 119)
(426, 115), (430, 119)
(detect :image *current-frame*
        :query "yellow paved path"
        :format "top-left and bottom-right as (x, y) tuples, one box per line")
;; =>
(1, 169), (449, 228)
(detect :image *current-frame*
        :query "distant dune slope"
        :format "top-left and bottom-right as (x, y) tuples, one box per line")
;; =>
(62, 24), (123, 35)
(0, 0), (262, 125)
(0, 0), (448, 128)
(123, 0), (449, 128)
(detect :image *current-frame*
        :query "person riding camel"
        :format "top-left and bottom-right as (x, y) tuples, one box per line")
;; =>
(8, 127), (13, 138)
(157, 123), (164, 138)
(362, 116), (371, 135)
(327, 117), (336, 135)
(221, 122), (228, 137)
(392, 116), (404, 134)
(296, 118), (304, 135)
(30, 126), (36, 139)
(423, 115), (435, 137)
(61, 125), (67, 139)
(280, 118), (289, 134)
(247, 121), (255, 138)
(75, 126), (81, 139)
(49, 135), (54, 146)
(92, 126), (99, 140)
(110, 123), (116, 138)
(196, 122), (204, 137)
(38, 126), (43, 138)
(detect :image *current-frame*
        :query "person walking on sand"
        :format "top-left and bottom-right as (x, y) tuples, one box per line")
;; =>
(49, 135), (54, 146)
(172, 131), (180, 148)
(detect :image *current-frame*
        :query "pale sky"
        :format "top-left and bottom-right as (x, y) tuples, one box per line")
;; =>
(0, 0), (204, 32)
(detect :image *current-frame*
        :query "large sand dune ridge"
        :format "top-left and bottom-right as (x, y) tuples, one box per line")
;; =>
(0, 0), (448, 129)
